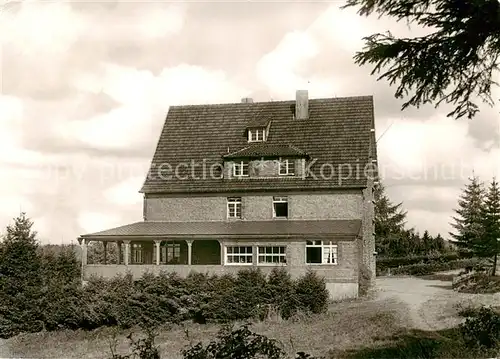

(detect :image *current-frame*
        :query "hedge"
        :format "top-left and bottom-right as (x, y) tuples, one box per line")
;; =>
(0, 268), (330, 338)
(388, 258), (479, 276)
(376, 252), (473, 273)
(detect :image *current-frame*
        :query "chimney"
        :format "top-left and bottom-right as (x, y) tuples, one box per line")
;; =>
(295, 90), (308, 120)
(241, 97), (253, 103)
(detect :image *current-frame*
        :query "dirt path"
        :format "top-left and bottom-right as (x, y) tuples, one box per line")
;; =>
(374, 275), (500, 331)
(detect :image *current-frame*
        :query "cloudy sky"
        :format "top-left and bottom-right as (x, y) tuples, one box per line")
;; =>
(1, 0), (499, 244)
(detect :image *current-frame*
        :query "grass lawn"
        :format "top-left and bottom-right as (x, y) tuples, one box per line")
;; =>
(1, 299), (403, 359)
(2, 296), (499, 359)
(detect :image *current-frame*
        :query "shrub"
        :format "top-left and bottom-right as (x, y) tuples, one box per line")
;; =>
(453, 272), (500, 294)
(294, 270), (329, 314)
(266, 268), (298, 319)
(460, 307), (500, 349)
(358, 263), (372, 296)
(181, 324), (323, 359)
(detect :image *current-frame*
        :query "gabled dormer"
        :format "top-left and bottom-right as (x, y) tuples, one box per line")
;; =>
(245, 110), (271, 143)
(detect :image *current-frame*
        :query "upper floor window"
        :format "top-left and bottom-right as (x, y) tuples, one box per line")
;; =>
(248, 128), (266, 142)
(233, 161), (249, 177)
(227, 197), (242, 219)
(273, 196), (288, 218)
(279, 158), (295, 176)
(306, 241), (338, 265)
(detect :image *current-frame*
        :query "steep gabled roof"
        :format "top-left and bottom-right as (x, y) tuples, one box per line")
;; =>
(140, 96), (376, 194)
(223, 143), (308, 159)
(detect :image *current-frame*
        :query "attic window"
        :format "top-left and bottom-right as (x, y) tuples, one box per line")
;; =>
(233, 161), (249, 177)
(248, 128), (266, 142)
(279, 158), (295, 176)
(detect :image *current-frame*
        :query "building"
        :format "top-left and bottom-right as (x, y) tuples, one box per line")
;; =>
(78, 90), (378, 300)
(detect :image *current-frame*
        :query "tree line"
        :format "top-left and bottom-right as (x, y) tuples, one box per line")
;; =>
(374, 183), (450, 258)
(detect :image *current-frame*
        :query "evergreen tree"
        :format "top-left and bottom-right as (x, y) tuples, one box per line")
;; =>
(344, 0), (500, 120)
(374, 182), (408, 256)
(478, 178), (500, 275)
(0, 213), (44, 337)
(449, 175), (486, 253)
(374, 183), (407, 236)
(434, 233), (446, 253)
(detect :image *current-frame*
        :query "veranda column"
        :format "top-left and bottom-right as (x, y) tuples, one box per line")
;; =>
(103, 241), (108, 265)
(186, 240), (193, 265)
(154, 240), (161, 265)
(217, 239), (224, 265)
(80, 238), (88, 266)
(117, 241), (122, 264)
(123, 240), (130, 266)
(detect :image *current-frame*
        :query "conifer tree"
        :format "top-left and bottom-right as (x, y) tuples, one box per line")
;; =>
(374, 183), (407, 236)
(449, 175), (486, 253)
(0, 213), (44, 337)
(478, 178), (500, 275)
(374, 182), (408, 256)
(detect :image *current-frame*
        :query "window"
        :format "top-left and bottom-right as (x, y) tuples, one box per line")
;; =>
(160, 242), (181, 264)
(233, 161), (249, 177)
(225, 246), (253, 265)
(227, 197), (242, 219)
(306, 241), (338, 264)
(279, 158), (295, 176)
(258, 246), (286, 264)
(131, 243), (143, 264)
(248, 128), (266, 142)
(273, 196), (288, 218)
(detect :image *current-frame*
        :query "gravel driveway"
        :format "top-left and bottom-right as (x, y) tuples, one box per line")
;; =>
(374, 275), (500, 331)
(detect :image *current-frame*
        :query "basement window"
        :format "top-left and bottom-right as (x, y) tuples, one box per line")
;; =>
(273, 196), (288, 218)
(306, 241), (338, 265)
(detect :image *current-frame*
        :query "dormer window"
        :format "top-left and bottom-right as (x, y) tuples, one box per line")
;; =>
(233, 161), (249, 177)
(279, 158), (295, 176)
(248, 128), (266, 142)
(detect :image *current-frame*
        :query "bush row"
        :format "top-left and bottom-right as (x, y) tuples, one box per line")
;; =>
(1, 268), (329, 338)
(387, 258), (479, 276)
(376, 252), (473, 274)
(453, 272), (500, 294)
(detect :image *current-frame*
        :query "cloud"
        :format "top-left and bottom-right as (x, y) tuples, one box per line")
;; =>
(104, 177), (144, 206)
(57, 63), (251, 151)
(77, 211), (121, 235)
(1, 1), (187, 100)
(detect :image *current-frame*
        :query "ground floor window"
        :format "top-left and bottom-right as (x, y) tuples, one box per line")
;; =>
(306, 241), (338, 264)
(225, 246), (253, 264)
(258, 246), (286, 264)
(160, 242), (181, 264)
(131, 243), (143, 264)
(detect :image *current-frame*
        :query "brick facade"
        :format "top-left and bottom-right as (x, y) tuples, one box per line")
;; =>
(144, 191), (363, 222)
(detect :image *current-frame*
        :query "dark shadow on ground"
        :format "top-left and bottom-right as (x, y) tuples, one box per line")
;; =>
(333, 328), (495, 359)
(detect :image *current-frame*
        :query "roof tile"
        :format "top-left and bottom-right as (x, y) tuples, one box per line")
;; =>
(141, 96), (376, 193)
